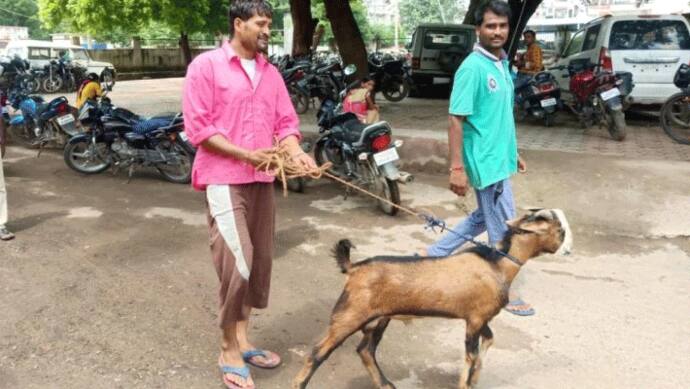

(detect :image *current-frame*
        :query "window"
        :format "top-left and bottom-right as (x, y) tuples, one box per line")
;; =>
(71, 49), (90, 61)
(28, 48), (51, 60)
(583, 25), (601, 51)
(423, 30), (471, 50)
(609, 20), (690, 50)
(563, 29), (586, 57)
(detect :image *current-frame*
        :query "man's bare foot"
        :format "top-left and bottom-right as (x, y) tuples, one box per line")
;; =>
(219, 351), (254, 388)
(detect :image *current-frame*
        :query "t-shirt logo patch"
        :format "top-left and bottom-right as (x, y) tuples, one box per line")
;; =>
(487, 75), (499, 92)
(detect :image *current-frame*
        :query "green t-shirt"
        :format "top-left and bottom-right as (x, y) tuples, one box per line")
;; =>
(449, 51), (518, 190)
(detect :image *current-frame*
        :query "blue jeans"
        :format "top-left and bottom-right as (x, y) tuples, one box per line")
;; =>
(426, 179), (516, 257)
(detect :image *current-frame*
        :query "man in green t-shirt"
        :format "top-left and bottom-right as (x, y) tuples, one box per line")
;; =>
(419, 0), (533, 316)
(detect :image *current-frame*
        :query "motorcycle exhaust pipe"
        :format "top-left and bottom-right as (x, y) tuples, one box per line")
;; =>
(397, 171), (414, 184)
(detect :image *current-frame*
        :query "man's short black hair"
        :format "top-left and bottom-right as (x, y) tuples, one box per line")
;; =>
(474, 0), (512, 27)
(523, 29), (536, 37)
(228, 0), (273, 35)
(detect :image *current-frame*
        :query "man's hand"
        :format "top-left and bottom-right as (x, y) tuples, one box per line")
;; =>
(449, 170), (469, 197)
(244, 148), (275, 168)
(518, 155), (528, 173)
(291, 151), (317, 170)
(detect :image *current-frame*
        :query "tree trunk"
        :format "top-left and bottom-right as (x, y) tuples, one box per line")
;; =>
(180, 32), (193, 66)
(290, 0), (317, 57)
(462, 0), (543, 59)
(505, 0), (542, 59)
(323, 0), (369, 79)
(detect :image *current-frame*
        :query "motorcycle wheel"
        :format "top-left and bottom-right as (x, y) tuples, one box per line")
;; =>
(660, 92), (690, 145)
(101, 69), (116, 91)
(26, 77), (41, 94)
(63, 139), (111, 174)
(43, 76), (63, 94)
(289, 86), (309, 114)
(544, 112), (555, 127)
(382, 77), (410, 102)
(313, 141), (339, 174)
(286, 177), (305, 193)
(156, 142), (194, 184)
(606, 109), (626, 141)
(373, 174), (400, 216)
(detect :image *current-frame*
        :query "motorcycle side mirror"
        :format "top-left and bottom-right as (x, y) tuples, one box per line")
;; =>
(344, 64), (357, 76)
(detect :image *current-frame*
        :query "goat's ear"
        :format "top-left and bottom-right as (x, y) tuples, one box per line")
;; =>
(506, 217), (523, 230)
(516, 220), (549, 235)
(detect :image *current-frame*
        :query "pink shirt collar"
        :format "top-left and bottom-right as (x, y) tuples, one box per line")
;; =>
(222, 41), (267, 67)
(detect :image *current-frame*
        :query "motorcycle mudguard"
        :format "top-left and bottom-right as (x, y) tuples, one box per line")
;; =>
(380, 161), (401, 181)
(67, 133), (92, 145)
(9, 115), (24, 126)
(605, 96), (623, 111)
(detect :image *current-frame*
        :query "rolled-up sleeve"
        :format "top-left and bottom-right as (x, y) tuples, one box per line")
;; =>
(273, 74), (301, 142)
(182, 58), (220, 146)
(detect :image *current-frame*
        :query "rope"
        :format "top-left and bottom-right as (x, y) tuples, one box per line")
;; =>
(257, 146), (522, 265)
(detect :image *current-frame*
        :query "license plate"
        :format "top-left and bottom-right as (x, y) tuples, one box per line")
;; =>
(373, 147), (399, 166)
(540, 97), (557, 107)
(179, 131), (189, 142)
(56, 114), (75, 125)
(600, 87), (621, 101)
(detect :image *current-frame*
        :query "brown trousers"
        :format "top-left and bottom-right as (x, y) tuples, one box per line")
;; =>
(206, 183), (275, 328)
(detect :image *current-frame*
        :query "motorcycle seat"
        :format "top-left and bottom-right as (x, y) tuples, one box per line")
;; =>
(133, 117), (171, 135)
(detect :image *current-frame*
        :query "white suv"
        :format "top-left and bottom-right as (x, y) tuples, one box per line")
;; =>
(548, 14), (690, 105)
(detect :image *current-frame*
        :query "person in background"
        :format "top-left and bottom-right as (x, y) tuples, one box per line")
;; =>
(76, 73), (103, 109)
(343, 78), (380, 124)
(514, 29), (543, 90)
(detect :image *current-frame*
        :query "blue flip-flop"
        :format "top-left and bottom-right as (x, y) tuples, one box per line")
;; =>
(242, 349), (282, 369)
(503, 298), (536, 316)
(218, 357), (254, 389)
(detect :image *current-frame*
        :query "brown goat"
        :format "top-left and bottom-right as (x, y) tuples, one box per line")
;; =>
(293, 209), (572, 389)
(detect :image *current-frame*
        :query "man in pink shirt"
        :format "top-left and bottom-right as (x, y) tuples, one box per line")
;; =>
(182, 1), (315, 388)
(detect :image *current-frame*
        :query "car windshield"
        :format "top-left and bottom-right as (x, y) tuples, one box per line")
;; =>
(70, 49), (91, 61)
(609, 20), (690, 50)
(424, 30), (471, 50)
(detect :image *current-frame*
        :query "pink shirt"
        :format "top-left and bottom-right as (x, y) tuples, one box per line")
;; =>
(182, 43), (301, 190)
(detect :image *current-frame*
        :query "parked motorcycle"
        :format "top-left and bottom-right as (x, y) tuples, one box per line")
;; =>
(550, 62), (633, 141)
(282, 61), (312, 114)
(659, 63), (690, 145)
(312, 64), (412, 216)
(42, 59), (86, 93)
(368, 53), (411, 102)
(514, 71), (562, 127)
(64, 97), (195, 184)
(7, 88), (79, 149)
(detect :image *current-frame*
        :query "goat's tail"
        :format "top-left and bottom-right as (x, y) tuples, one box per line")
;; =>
(332, 239), (355, 274)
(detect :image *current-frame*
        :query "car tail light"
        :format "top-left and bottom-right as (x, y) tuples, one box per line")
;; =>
(412, 57), (420, 70)
(371, 134), (391, 152)
(57, 103), (68, 114)
(0, 94), (6, 107)
(599, 47), (613, 72)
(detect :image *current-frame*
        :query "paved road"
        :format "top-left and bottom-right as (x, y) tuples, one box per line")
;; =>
(1, 79), (689, 389)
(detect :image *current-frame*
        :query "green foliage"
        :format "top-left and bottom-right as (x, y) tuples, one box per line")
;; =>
(0, 0), (50, 39)
(37, 0), (227, 42)
(311, 0), (373, 42)
(399, 0), (468, 37)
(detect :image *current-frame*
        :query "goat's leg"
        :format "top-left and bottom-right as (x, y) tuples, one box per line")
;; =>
(458, 327), (481, 389)
(357, 317), (395, 389)
(469, 324), (494, 387)
(293, 313), (372, 389)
